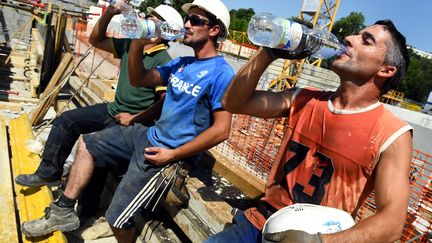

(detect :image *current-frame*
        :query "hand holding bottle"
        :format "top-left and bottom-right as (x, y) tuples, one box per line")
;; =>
(110, 0), (133, 14)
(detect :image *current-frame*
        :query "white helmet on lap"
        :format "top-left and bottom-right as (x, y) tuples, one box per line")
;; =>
(147, 5), (184, 29)
(262, 204), (355, 243)
(182, 0), (230, 37)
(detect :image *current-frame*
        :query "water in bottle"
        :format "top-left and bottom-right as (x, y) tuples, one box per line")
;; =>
(110, 0), (142, 39)
(121, 15), (143, 39)
(122, 19), (185, 40)
(248, 13), (346, 59)
(110, 0), (133, 14)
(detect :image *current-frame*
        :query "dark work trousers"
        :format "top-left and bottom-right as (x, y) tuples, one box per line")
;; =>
(35, 103), (116, 179)
(35, 103), (117, 217)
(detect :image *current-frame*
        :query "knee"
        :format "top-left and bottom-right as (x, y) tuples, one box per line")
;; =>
(77, 136), (91, 156)
(52, 110), (73, 127)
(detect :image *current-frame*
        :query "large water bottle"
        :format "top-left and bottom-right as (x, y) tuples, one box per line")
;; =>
(122, 19), (185, 40)
(110, 0), (134, 14)
(110, 0), (143, 39)
(248, 13), (346, 59)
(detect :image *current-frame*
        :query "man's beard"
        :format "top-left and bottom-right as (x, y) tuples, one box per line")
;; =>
(183, 34), (208, 48)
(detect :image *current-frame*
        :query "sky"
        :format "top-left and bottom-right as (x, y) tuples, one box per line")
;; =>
(223, 0), (431, 53)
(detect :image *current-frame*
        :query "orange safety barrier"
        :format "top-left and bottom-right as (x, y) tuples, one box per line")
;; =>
(356, 150), (432, 242)
(214, 115), (432, 242)
(73, 20), (87, 58)
(215, 114), (287, 179)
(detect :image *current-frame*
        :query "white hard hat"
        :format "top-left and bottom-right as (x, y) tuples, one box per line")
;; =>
(147, 5), (184, 29)
(181, 0), (230, 36)
(262, 204), (355, 243)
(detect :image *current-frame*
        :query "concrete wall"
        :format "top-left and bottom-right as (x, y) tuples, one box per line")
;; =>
(0, 7), (32, 46)
(0, 0), (88, 47)
(384, 104), (432, 129)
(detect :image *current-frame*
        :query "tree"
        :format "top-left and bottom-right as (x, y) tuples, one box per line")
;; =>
(169, 0), (189, 16)
(229, 8), (255, 32)
(397, 49), (432, 103)
(331, 12), (365, 42)
(138, 0), (189, 16)
(138, 0), (165, 14)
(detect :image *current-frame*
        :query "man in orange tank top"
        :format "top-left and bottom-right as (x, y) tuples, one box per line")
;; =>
(206, 20), (412, 243)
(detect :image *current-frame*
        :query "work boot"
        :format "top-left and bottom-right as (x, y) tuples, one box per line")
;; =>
(21, 204), (80, 237)
(15, 173), (61, 187)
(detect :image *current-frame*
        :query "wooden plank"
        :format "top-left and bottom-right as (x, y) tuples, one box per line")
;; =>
(68, 76), (104, 106)
(30, 28), (44, 66)
(0, 94), (39, 103)
(30, 53), (73, 125)
(88, 79), (115, 101)
(164, 177), (234, 242)
(63, 32), (72, 53)
(40, 53), (73, 100)
(0, 116), (19, 242)
(0, 101), (22, 112)
(9, 114), (67, 242)
(205, 148), (265, 199)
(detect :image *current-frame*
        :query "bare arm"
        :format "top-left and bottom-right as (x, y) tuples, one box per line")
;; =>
(222, 47), (297, 118)
(144, 110), (232, 165)
(323, 131), (412, 243)
(128, 39), (164, 87)
(88, 5), (119, 53)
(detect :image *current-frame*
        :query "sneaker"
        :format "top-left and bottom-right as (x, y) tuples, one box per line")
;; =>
(21, 204), (80, 237)
(15, 174), (61, 187)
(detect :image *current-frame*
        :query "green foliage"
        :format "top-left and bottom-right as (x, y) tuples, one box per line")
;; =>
(137, 0), (189, 16)
(169, 0), (190, 16)
(397, 49), (432, 103)
(229, 8), (255, 32)
(137, 0), (165, 14)
(331, 12), (365, 41)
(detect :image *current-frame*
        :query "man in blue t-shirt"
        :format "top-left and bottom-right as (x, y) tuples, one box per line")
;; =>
(20, 0), (234, 242)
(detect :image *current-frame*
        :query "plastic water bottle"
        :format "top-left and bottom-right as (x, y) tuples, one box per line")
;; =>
(110, 0), (143, 39)
(110, 0), (133, 14)
(122, 19), (185, 40)
(248, 13), (346, 59)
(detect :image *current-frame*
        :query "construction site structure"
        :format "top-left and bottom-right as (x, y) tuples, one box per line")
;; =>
(269, 0), (340, 90)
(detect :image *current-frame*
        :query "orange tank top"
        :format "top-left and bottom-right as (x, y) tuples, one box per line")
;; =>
(245, 88), (412, 230)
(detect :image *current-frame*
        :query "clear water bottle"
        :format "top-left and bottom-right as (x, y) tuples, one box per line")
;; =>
(110, 0), (134, 14)
(122, 19), (185, 40)
(248, 13), (346, 59)
(110, 0), (143, 39)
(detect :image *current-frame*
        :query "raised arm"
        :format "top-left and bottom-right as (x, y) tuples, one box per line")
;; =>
(324, 131), (412, 242)
(89, 5), (119, 53)
(222, 47), (298, 118)
(143, 110), (232, 165)
(128, 39), (164, 87)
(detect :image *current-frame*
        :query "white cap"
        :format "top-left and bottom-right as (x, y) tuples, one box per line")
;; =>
(262, 204), (355, 243)
(147, 5), (184, 29)
(181, 0), (230, 37)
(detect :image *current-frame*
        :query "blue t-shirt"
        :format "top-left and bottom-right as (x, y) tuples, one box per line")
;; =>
(147, 55), (234, 149)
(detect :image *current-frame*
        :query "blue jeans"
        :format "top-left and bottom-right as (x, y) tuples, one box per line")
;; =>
(205, 211), (262, 243)
(36, 103), (116, 179)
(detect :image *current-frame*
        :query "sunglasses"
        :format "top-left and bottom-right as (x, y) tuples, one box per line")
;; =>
(183, 14), (211, 26)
